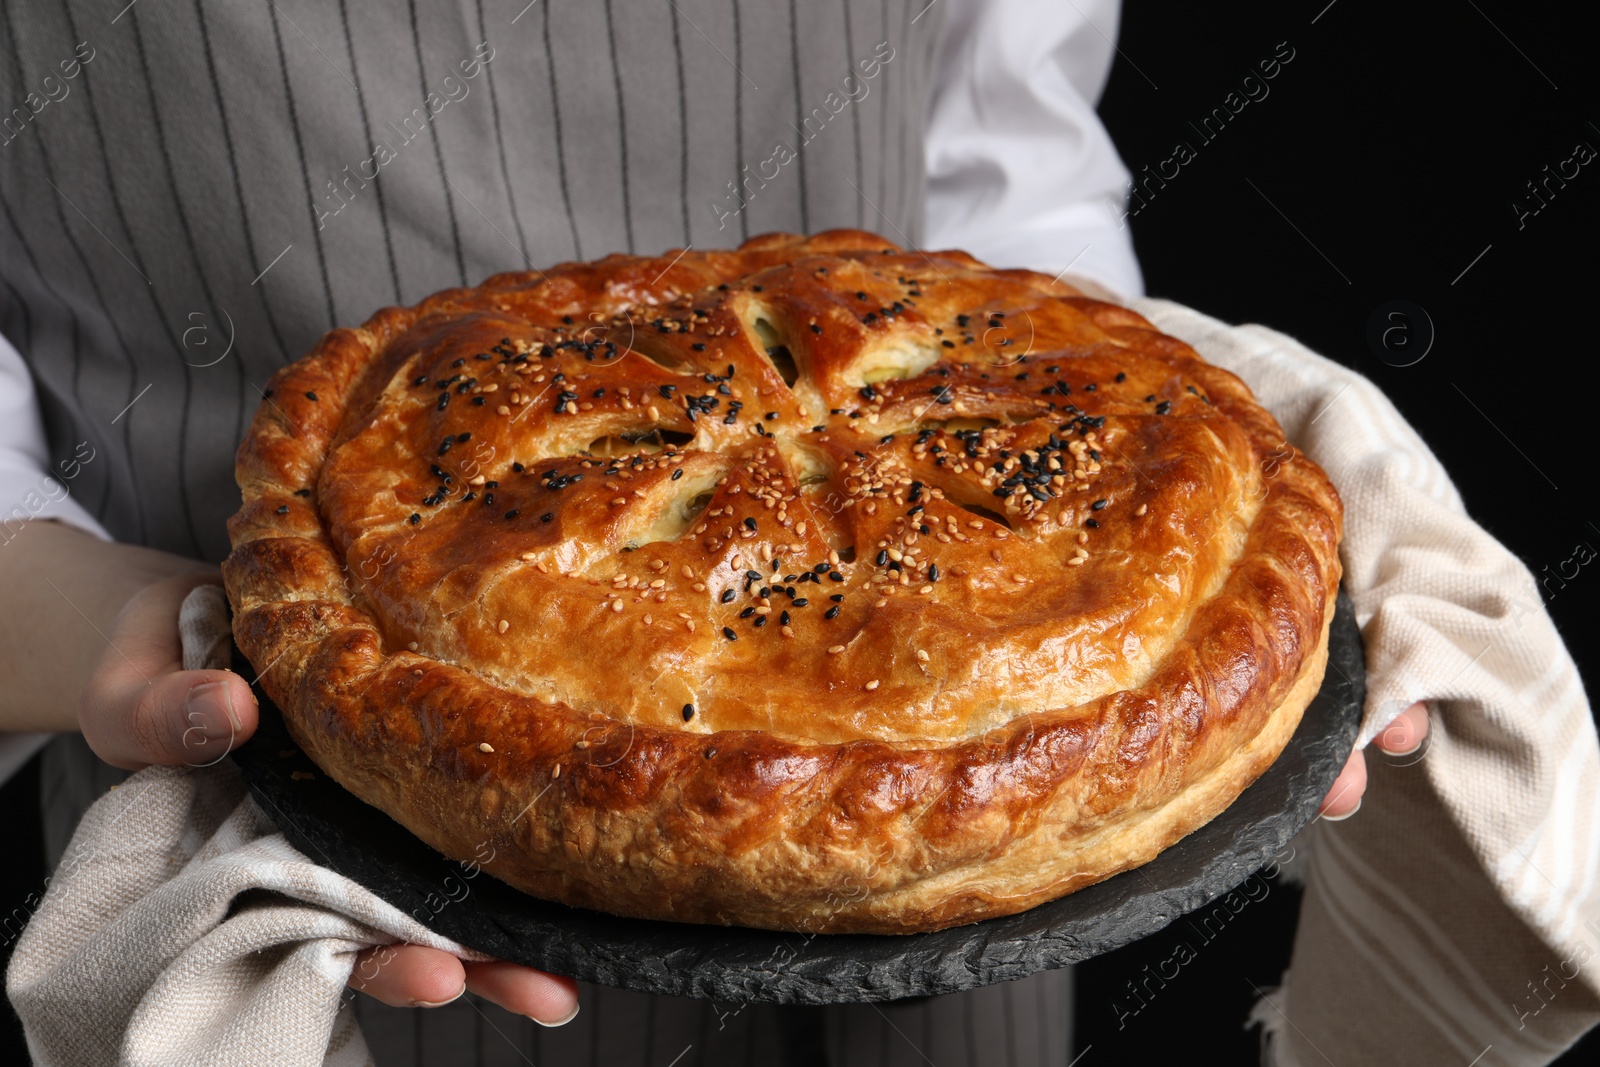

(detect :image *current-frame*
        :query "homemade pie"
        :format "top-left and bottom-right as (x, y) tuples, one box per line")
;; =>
(224, 230), (1343, 935)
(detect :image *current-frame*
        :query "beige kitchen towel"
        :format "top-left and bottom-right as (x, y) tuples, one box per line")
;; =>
(1131, 299), (1600, 1065)
(5, 586), (494, 1067)
(7, 300), (1597, 1065)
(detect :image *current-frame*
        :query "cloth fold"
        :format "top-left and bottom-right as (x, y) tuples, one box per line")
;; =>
(7, 301), (1598, 1065)
(1130, 298), (1600, 1065)
(6, 587), (487, 1067)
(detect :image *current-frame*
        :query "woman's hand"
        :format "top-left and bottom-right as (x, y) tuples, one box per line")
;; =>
(0, 520), (580, 1025)
(1317, 701), (1431, 820)
(348, 945), (579, 1023)
(78, 569), (259, 769)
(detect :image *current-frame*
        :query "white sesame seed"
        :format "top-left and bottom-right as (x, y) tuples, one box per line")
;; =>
(865, 679), (880, 690)
(915, 649), (930, 662)
(827, 644), (846, 655)
(478, 742), (494, 753)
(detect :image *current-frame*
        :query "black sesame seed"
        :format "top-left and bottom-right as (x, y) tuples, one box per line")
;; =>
(721, 589), (737, 603)
(275, 505), (289, 515)
(705, 747), (717, 758)
(472, 396), (486, 406)
(540, 512), (553, 523)
(739, 606), (755, 618)
(810, 323), (822, 334)
(1091, 499), (1108, 511)
(671, 468), (684, 481)
(792, 598), (808, 608)
(829, 571), (845, 582)
(682, 704), (695, 722)
(830, 593), (844, 602)
(744, 517), (757, 531)
(505, 510), (520, 520)
(753, 615), (768, 627)
(305, 391), (318, 402)
(723, 627), (737, 640)
(1115, 372), (1127, 382)
(876, 549), (889, 566)
(409, 513), (421, 524)
(780, 611), (791, 625)
(1086, 518), (1100, 528)
(928, 564), (940, 582)
(294, 488), (311, 497)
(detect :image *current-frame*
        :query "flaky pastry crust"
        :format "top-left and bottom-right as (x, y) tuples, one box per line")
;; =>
(223, 231), (1342, 934)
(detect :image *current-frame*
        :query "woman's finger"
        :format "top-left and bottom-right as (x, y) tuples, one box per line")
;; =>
(80, 667), (258, 770)
(1318, 746), (1367, 820)
(464, 960), (580, 1026)
(347, 944), (466, 1008)
(1372, 701), (1430, 756)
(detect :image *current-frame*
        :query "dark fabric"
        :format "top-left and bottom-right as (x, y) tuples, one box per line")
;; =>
(351, 969), (1073, 1066)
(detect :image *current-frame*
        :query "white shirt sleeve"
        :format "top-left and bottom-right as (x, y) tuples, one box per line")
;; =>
(0, 330), (111, 542)
(923, 0), (1143, 299)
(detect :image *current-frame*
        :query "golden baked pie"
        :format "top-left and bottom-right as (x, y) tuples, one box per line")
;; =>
(224, 230), (1342, 935)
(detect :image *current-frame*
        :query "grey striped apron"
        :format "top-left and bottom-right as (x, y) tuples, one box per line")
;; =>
(1, 1), (1071, 1061)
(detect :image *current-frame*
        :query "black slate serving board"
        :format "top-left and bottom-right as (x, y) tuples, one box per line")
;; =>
(232, 589), (1362, 1005)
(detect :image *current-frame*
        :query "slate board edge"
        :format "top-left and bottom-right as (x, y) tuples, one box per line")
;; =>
(234, 590), (1363, 1005)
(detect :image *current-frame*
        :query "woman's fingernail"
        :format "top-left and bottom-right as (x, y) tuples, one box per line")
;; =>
(1382, 738), (1422, 757)
(1321, 797), (1362, 822)
(534, 1003), (580, 1028)
(184, 682), (241, 741)
(412, 985), (467, 1008)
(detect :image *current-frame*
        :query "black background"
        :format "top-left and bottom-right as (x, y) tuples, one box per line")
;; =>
(4, 0), (1597, 1063)
(1076, 0), (1598, 1062)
